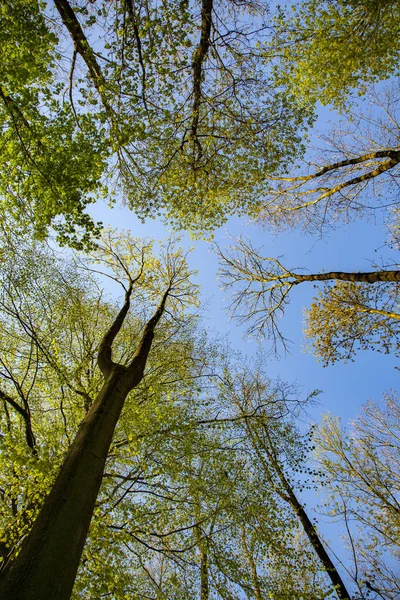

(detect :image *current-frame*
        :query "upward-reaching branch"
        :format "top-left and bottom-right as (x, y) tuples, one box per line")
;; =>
(97, 285), (133, 377)
(126, 287), (170, 387)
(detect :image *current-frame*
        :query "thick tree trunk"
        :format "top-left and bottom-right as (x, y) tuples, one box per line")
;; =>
(0, 365), (135, 600)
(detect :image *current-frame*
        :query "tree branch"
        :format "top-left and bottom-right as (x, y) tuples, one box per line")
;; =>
(97, 284), (133, 376)
(126, 287), (170, 387)
(0, 388), (36, 452)
(188, 0), (213, 154)
(53, 0), (114, 116)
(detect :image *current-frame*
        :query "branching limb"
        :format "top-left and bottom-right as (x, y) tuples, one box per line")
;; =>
(0, 388), (36, 452)
(97, 284), (133, 377)
(53, 0), (114, 116)
(216, 236), (400, 355)
(124, 0), (148, 110)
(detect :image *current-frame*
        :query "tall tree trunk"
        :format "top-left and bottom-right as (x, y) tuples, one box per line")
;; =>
(241, 526), (263, 600)
(245, 421), (352, 600)
(0, 286), (170, 600)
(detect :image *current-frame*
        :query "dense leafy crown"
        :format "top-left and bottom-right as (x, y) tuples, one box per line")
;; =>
(270, 0), (400, 108)
(0, 0), (313, 247)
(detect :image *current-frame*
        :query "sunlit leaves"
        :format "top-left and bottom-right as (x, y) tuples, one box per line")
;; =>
(315, 395), (400, 596)
(304, 281), (400, 365)
(269, 0), (400, 109)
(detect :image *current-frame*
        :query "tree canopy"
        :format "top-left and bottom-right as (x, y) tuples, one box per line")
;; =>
(1, 0), (400, 598)
(1, 0), (314, 246)
(269, 0), (400, 109)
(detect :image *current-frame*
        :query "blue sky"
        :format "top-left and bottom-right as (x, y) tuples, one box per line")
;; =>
(89, 156), (398, 428)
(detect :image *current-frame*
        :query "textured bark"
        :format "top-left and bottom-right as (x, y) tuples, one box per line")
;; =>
(294, 269), (400, 284)
(0, 290), (169, 600)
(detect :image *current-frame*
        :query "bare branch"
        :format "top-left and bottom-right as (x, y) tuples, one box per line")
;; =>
(216, 236), (400, 355)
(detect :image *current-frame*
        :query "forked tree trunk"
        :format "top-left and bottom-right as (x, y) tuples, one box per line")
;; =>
(0, 286), (170, 600)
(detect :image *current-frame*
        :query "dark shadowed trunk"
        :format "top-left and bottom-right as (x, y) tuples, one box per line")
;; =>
(0, 287), (170, 600)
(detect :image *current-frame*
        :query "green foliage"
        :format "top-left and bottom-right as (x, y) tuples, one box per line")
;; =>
(304, 281), (400, 365)
(269, 0), (400, 108)
(0, 0), (314, 244)
(0, 2), (109, 248)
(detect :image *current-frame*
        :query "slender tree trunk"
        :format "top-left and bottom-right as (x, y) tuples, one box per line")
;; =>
(241, 526), (263, 600)
(199, 545), (209, 600)
(244, 421), (352, 600)
(279, 474), (351, 600)
(194, 524), (209, 600)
